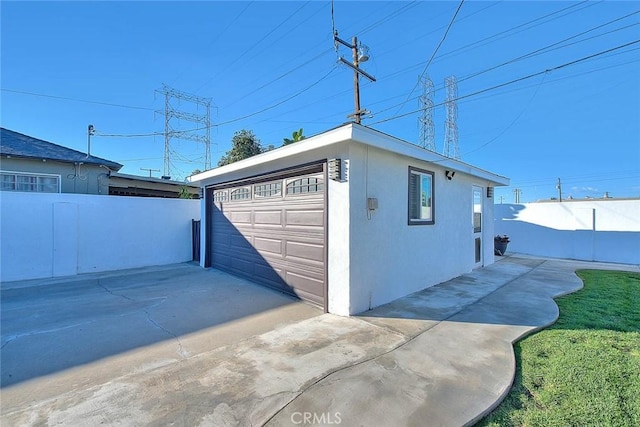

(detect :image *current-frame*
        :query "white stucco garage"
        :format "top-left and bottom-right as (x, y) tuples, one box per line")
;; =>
(190, 124), (509, 315)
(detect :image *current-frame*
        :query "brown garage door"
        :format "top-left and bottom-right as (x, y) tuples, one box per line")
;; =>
(208, 163), (326, 308)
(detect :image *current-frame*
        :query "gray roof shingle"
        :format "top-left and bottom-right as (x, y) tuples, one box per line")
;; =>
(0, 128), (123, 171)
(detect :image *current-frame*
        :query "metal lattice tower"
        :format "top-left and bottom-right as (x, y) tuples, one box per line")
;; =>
(156, 84), (213, 178)
(418, 74), (436, 151)
(443, 75), (460, 159)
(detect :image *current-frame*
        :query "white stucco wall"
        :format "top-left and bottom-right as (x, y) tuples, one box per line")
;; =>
(495, 200), (640, 264)
(346, 143), (498, 314)
(0, 192), (201, 282)
(192, 125), (506, 315)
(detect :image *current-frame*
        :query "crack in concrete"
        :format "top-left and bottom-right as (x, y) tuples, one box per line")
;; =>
(0, 320), (99, 349)
(96, 279), (188, 359)
(143, 309), (188, 359)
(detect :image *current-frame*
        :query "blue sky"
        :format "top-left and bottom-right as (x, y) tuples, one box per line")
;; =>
(2, 1), (639, 202)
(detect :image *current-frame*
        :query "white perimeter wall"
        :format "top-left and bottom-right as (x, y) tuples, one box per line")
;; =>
(343, 143), (498, 315)
(495, 200), (640, 265)
(1, 192), (201, 282)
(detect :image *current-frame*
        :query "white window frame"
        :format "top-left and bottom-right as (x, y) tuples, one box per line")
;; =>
(408, 166), (435, 225)
(0, 170), (61, 193)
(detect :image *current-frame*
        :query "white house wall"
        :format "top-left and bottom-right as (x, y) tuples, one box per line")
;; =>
(346, 143), (497, 314)
(0, 192), (201, 282)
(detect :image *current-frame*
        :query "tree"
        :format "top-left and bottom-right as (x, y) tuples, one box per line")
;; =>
(178, 185), (194, 199)
(218, 130), (263, 167)
(191, 169), (202, 176)
(283, 128), (305, 146)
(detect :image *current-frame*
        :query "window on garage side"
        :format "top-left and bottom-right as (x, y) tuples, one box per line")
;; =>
(408, 167), (434, 225)
(286, 176), (324, 195)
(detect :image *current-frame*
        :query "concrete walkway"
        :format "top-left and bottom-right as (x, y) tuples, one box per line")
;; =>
(2, 256), (637, 426)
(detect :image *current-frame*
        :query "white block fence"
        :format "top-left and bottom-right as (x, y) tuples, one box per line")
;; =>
(1, 192), (200, 282)
(495, 200), (640, 265)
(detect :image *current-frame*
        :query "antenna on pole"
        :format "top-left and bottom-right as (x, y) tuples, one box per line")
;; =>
(334, 32), (376, 124)
(140, 168), (160, 178)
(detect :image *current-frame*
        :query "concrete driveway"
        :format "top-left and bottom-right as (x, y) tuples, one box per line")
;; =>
(2, 256), (637, 426)
(1, 264), (321, 410)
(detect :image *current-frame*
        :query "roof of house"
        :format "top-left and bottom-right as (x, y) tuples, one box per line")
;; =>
(109, 172), (198, 187)
(189, 123), (510, 186)
(0, 128), (123, 171)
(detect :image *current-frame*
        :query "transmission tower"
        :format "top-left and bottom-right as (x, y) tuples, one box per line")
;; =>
(418, 74), (436, 151)
(443, 75), (460, 159)
(156, 84), (213, 178)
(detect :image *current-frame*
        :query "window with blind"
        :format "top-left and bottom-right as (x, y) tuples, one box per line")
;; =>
(408, 167), (434, 225)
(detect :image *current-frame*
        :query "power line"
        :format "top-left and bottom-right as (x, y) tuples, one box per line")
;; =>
(371, 39), (640, 125)
(168, 2), (255, 87)
(0, 88), (155, 111)
(394, 0), (465, 116)
(216, 65), (338, 126)
(194, 2), (311, 92)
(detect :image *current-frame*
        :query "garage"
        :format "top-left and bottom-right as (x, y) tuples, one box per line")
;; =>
(207, 162), (327, 309)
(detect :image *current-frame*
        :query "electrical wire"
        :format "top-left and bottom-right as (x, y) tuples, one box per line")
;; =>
(194, 1), (311, 92)
(0, 88), (155, 111)
(370, 14), (640, 118)
(216, 65), (338, 126)
(394, 0), (465, 116)
(371, 39), (640, 125)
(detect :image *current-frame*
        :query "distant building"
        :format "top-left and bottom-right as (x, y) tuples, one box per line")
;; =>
(108, 172), (199, 199)
(1, 128), (122, 194)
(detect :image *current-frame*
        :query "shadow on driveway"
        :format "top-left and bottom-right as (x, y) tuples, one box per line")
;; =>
(1, 264), (321, 389)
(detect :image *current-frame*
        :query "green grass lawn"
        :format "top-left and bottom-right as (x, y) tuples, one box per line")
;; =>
(477, 269), (640, 427)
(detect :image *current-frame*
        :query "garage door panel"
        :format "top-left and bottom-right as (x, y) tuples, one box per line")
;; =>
(210, 167), (326, 309)
(285, 210), (324, 227)
(286, 271), (324, 295)
(254, 210), (283, 226)
(254, 237), (283, 255)
(254, 263), (286, 286)
(229, 210), (252, 224)
(285, 240), (324, 263)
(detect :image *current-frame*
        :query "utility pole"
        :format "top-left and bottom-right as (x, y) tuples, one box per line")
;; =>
(140, 168), (160, 178)
(87, 124), (95, 157)
(556, 178), (562, 202)
(334, 32), (376, 124)
(514, 188), (522, 204)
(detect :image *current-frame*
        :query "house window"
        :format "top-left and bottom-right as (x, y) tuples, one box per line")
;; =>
(254, 182), (282, 198)
(286, 177), (323, 195)
(0, 171), (60, 193)
(230, 187), (251, 201)
(408, 167), (434, 225)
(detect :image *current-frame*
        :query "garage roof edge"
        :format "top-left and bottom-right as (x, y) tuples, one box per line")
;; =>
(189, 123), (509, 187)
